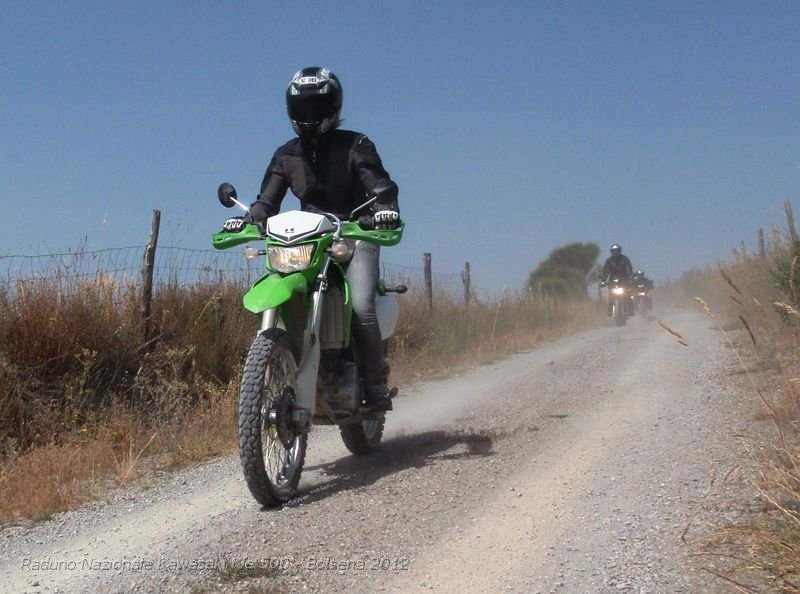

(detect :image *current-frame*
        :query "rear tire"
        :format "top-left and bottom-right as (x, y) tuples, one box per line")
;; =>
(340, 417), (385, 455)
(239, 328), (306, 507)
(338, 340), (386, 455)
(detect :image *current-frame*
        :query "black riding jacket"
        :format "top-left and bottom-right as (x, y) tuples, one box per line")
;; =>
(247, 129), (399, 223)
(601, 255), (634, 281)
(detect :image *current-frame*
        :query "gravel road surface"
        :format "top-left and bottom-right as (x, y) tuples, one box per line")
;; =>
(0, 308), (762, 593)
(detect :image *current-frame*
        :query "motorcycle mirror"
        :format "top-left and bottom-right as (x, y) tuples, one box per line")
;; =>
(218, 183), (238, 208)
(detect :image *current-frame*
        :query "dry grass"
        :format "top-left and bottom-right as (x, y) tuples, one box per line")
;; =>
(670, 237), (800, 591)
(389, 287), (604, 384)
(0, 273), (251, 521)
(0, 265), (605, 523)
(0, 388), (239, 520)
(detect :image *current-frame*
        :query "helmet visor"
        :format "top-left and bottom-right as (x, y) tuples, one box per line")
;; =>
(289, 95), (336, 124)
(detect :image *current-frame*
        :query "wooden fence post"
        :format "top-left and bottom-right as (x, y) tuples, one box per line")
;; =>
(461, 262), (471, 309)
(423, 252), (433, 312)
(141, 209), (161, 347)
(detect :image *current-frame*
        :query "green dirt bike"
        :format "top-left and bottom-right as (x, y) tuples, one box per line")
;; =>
(212, 183), (405, 507)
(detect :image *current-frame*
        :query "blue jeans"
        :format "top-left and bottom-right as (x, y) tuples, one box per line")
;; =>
(346, 241), (386, 385)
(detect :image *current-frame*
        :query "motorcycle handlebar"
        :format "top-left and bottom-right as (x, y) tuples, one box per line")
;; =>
(357, 215), (375, 230)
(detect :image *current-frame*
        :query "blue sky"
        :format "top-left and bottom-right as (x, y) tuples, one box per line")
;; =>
(1, 1), (798, 291)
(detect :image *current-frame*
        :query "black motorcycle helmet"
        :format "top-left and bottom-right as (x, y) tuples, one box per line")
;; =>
(286, 67), (343, 138)
(610, 244), (622, 256)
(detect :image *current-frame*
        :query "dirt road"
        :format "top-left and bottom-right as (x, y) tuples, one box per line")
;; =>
(0, 308), (760, 593)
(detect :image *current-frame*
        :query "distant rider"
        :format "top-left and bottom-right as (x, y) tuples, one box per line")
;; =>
(600, 244), (634, 284)
(632, 269), (654, 312)
(632, 270), (654, 291)
(222, 67), (400, 411)
(600, 244), (634, 315)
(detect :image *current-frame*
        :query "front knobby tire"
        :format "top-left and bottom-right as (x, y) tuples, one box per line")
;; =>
(340, 416), (385, 455)
(239, 328), (306, 507)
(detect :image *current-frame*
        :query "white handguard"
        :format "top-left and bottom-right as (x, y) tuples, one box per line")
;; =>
(373, 210), (400, 230)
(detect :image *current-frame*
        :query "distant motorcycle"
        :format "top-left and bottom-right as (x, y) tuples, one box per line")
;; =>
(212, 183), (406, 507)
(633, 282), (653, 314)
(602, 277), (635, 327)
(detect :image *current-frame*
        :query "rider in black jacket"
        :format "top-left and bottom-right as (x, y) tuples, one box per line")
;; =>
(249, 130), (398, 221)
(600, 244), (633, 284)
(224, 67), (400, 411)
(600, 244), (634, 315)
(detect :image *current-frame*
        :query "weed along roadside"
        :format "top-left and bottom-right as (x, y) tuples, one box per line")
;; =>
(654, 199), (800, 592)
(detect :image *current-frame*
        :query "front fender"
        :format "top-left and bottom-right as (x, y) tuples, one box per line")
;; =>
(243, 272), (308, 313)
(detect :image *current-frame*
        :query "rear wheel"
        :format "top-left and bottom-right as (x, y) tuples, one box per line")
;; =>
(339, 341), (386, 455)
(239, 328), (306, 507)
(340, 416), (385, 455)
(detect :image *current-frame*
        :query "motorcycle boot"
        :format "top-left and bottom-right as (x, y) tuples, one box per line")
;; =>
(364, 383), (393, 411)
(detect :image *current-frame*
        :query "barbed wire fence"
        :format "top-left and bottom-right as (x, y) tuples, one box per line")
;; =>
(0, 245), (465, 295)
(0, 209), (485, 343)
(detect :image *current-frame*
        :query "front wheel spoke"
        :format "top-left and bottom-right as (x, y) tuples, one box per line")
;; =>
(268, 456), (280, 482)
(259, 338), (302, 491)
(264, 434), (279, 473)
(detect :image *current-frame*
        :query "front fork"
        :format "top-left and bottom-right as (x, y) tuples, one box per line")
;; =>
(259, 309), (279, 333)
(259, 258), (332, 426)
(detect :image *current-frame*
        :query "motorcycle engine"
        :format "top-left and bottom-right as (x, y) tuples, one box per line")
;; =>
(319, 357), (361, 414)
(333, 361), (360, 409)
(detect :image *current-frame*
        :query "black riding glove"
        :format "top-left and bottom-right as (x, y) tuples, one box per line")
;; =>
(373, 210), (400, 230)
(222, 217), (246, 233)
